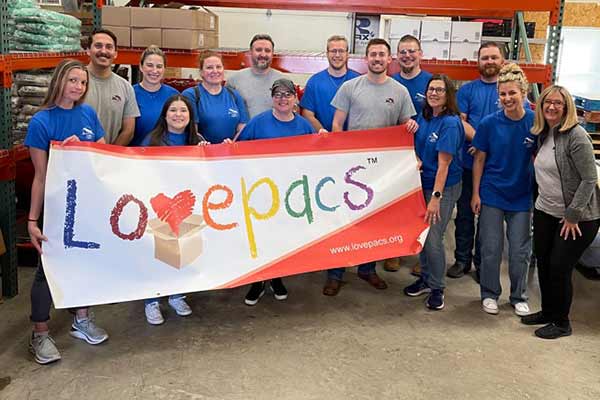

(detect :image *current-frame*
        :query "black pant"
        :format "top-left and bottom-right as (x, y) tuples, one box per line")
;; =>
(533, 209), (600, 324)
(30, 261), (53, 323)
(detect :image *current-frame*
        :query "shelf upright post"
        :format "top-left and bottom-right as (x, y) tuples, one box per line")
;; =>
(515, 11), (540, 99)
(509, 12), (520, 60)
(93, 0), (102, 31)
(0, 0), (19, 298)
(545, 0), (564, 85)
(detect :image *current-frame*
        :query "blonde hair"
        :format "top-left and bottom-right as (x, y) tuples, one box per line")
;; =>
(41, 59), (88, 110)
(140, 45), (166, 66)
(531, 85), (579, 135)
(326, 35), (348, 51)
(497, 63), (529, 93)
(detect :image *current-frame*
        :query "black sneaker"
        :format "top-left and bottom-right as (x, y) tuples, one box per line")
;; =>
(521, 311), (550, 325)
(270, 278), (288, 301)
(244, 282), (265, 306)
(447, 262), (469, 278)
(534, 323), (572, 339)
(426, 289), (445, 310)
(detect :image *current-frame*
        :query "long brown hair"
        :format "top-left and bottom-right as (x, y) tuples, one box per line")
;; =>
(147, 94), (201, 146)
(422, 74), (459, 120)
(41, 59), (89, 110)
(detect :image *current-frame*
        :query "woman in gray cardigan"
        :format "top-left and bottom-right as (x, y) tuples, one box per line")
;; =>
(523, 85), (600, 339)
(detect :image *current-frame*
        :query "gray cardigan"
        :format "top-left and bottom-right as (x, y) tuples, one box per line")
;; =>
(538, 124), (600, 223)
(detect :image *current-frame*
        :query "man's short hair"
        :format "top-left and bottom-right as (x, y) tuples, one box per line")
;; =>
(366, 38), (391, 56)
(399, 34), (421, 50)
(477, 41), (504, 59)
(326, 35), (349, 51)
(250, 34), (274, 49)
(87, 29), (118, 49)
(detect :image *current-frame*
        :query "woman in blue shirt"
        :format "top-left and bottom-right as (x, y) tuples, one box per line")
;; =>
(132, 45), (179, 146)
(142, 94), (207, 324)
(183, 51), (249, 143)
(471, 63), (536, 317)
(403, 74), (464, 311)
(25, 59), (108, 364)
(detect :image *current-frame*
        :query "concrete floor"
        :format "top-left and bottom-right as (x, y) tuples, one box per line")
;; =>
(1, 227), (600, 400)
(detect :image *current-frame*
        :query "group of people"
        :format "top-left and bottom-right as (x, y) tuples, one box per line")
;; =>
(23, 28), (599, 365)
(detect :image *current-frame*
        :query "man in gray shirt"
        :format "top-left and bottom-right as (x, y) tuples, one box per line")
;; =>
(226, 34), (283, 118)
(325, 38), (417, 296)
(85, 29), (140, 145)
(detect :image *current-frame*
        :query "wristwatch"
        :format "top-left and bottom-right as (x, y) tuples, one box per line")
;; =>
(432, 191), (443, 199)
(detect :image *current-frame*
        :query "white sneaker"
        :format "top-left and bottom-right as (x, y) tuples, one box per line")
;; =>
(482, 298), (499, 315)
(145, 302), (165, 325)
(513, 302), (530, 316)
(168, 296), (192, 316)
(29, 332), (61, 365)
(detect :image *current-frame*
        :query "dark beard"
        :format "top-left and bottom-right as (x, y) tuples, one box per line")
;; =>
(401, 65), (415, 74)
(479, 64), (500, 78)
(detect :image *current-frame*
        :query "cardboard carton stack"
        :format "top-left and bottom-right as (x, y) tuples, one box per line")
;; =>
(101, 6), (219, 50)
(450, 21), (483, 61)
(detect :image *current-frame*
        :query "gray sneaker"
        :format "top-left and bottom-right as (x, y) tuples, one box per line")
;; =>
(70, 315), (109, 345)
(29, 332), (61, 365)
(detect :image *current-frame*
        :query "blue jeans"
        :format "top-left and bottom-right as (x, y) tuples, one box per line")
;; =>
(420, 182), (462, 290)
(327, 262), (376, 281)
(145, 294), (185, 306)
(479, 205), (531, 304)
(454, 168), (481, 268)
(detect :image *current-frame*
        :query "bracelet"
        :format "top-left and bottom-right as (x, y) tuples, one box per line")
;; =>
(28, 218), (38, 222)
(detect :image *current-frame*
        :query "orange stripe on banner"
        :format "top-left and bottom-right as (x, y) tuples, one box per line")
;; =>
(50, 125), (415, 161)
(216, 187), (427, 289)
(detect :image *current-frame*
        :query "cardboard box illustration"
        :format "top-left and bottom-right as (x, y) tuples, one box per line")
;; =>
(148, 214), (205, 269)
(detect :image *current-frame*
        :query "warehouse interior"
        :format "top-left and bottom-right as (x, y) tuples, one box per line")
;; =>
(1, 0), (600, 399)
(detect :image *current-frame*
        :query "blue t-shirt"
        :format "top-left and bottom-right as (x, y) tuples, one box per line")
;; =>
(391, 70), (433, 118)
(472, 109), (536, 212)
(182, 84), (249, 144)
(141, 131), (188, 147)
(25, 104), (105, 151)
(415, 114), (464, 190)
(238, 111), (314, 141)
(132, 83), (179, 147)
(300, 69), (360, 131)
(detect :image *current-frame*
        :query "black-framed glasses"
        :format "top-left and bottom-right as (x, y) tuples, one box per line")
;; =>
(427, 87), (446, 94)
(398, 49), (419, 55)
(273, 91), (294, 99)
(543, 99), (564, 108)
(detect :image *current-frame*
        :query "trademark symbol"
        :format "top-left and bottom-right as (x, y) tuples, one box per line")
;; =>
(367, 157), (378, 164)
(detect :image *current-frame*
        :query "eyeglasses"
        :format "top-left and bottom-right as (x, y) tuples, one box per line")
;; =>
(543, 99), (564, 108)
(427, 87), (446, 94)
(328, 49), (347, 55)
(273, 91), (294, 99)
(398, 49), (419, 55)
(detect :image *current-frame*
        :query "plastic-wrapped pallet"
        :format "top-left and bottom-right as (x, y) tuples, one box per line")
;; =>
(9, 0), (82, 52)
(11, 70), (53, 145)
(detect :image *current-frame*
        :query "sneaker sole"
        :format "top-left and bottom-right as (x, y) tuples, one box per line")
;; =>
(482, 306), (499, 315)
(146, 317), (165, 325)
(404, 288), (431, 297)
(514, 309), (530, 317)
(270, 285), (288, 301)
(29, 345), (61, 365)
(426, 299), (445, 310)
(69, 327), (109, 345)
(244, 290), (265, 306)
(169, 307), (192, 317)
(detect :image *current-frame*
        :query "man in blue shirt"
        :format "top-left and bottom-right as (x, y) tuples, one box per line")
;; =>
(387, 34), (433, 274)
(448, 42), (504, 281)
(300, 35), (360, 132)
(391, 34), (433, 118)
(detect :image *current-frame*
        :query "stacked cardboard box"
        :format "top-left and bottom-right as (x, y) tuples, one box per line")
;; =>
(420, 18), (452, 60)
(101, 6), (219, 50)
(450, 21), (483, 61)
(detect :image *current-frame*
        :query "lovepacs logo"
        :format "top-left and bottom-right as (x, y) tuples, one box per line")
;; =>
(62, 165), (374, 268)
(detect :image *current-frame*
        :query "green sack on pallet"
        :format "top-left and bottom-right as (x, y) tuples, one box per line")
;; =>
(16, 23), (80, 39)
(12, 41), (82, 53)
(12, 8), (82, 30)
(14, 30), (80, 46)
(7, 0), (39, 12)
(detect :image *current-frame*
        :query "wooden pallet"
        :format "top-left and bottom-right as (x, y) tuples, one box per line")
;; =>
(584, 111), (600, 123)
(574, 95), (600, 112)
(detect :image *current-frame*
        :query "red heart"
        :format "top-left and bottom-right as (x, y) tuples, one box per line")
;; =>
(150, 190), (196, 236)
